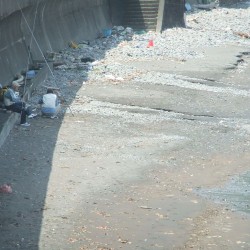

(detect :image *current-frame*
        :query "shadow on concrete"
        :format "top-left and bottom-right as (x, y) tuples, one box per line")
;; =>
(0, 4), (144, 248)
(0, 115), (63, 249)
(0, 9), (128, 250)
(0, 0), (182, 248)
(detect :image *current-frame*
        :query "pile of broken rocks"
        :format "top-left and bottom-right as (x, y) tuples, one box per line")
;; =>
(28, 5), (250, 114)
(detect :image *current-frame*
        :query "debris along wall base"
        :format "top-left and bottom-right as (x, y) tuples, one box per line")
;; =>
(0, 0), (186, 84)
(0, 0), (120, 85)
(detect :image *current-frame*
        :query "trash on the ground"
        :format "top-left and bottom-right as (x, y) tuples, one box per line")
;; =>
(69, 41), (79, 49)
(0, 85), (8, 102)
(26, 70), (36, 79)
(53, 61), (65, 68)
(0, 184), (12, 194)
(43, 85), (60, 91)
(81, 57), (95, 63)
(234, 31), (250, 39)
(118, 238), (131, 244)
(113, 26), (125, 32)
(13, 74), (24, 86)
(147, 39), (154, 48)
(102, 28), (112, 38)
(91, 61), (100, 66)
(79, 40), (89, 45)
(45, 51), (57, 61)
(104, 74), (124, 82)
(140, 205), (153, 209)
(185, 3), (192, 11)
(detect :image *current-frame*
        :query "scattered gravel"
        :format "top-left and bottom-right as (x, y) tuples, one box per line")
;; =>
(28, 4), (250, 117)
(134, 72), (250, 97)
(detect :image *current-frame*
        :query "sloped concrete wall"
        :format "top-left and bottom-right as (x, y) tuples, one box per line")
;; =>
(0, 0), (42, 20)
(0, 0), (120, 85)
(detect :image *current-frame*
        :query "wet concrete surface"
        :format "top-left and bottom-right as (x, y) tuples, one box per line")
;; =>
(196, 171), (250, 215)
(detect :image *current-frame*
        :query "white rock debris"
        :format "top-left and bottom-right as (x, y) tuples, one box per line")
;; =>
(29, 5), (250, 116)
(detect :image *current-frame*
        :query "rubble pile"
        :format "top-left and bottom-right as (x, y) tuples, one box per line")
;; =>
(29, 6), (250, 113)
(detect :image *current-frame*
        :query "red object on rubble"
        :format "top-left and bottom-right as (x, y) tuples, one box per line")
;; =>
(0, 184), (12, 194)
(147, 39), (154, 48)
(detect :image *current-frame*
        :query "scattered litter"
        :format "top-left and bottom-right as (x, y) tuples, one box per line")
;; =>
(155, 213), (167, 218)
(102, 28), (112, 38)
(185, 3), (192, 11)
(0, 184), (12, 194)
(13, 74), (24, 86)
(140, 206), (153, 209)
(104, 74), (124, 82)
(118, 238), (131, 244)
(69, 41), (79, 49)
(96, 226), (108, 230)
(45, 51), (57, 61)
(26, 70), (36, 79)
(147, 39), (154, 48)
(234, 31), (250, 39)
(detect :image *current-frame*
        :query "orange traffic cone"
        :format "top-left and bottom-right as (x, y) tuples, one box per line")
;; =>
(147, 39), (154, 48)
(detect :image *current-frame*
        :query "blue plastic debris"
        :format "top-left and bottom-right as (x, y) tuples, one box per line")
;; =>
(102, 29), (112, 37)
(26, 70), (36, 79)
(185, 3), (192, 11)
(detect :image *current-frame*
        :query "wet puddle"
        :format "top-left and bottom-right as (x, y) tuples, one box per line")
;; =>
(196, 172), (250, 215)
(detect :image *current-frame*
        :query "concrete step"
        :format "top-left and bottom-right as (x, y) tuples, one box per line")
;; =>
(126, 7), (158, 14)
(125, 10), (158, 16)
(124, 16), (158, 22)
(126, 0), (159, 4)
(123, 23), (157, 31)
(125, 4), (159, 9)
(126, 9), (158, 14)
(124, 20), (157, 27)
(123, 0), (159, 31)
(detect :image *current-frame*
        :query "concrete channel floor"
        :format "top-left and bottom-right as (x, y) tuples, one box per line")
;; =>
(0, 45), (250, 250)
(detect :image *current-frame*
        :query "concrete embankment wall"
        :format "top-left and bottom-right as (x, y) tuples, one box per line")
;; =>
(0, 0), (123, 85)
